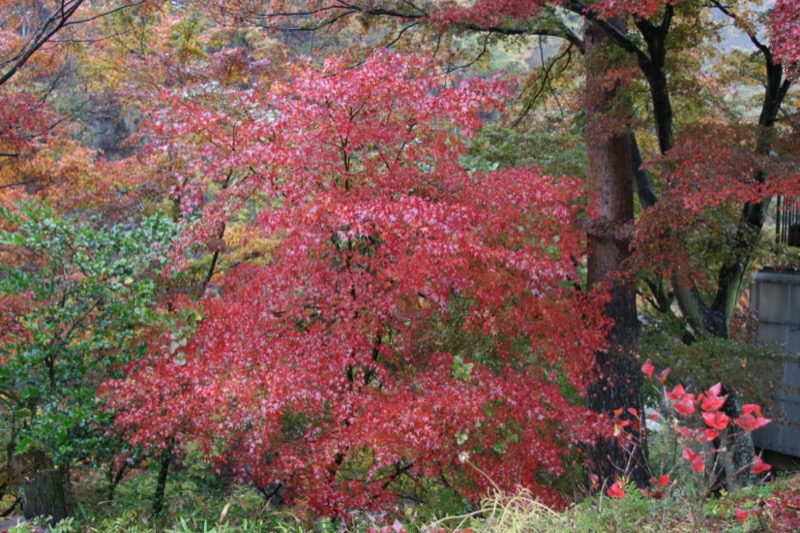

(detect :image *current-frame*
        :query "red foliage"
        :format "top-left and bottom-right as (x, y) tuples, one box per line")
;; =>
(434, 0), (689, 27)
(666, 384), (696, 416)
(682, 448), (705, 474)
(773, 0), (800, 80)
(698, 383), (727, 412)
(434, 0), (549, 27)
(104, 52), (611, 514)
(735, 506), (750, 522)
(642, 360), (655, 380)
(641, 364), (773, 490)
(0, 293), (33, 353)
(701, 411), (730, 431)
(651, 474), (670, 487)
(585, 0), (689, 19)
(0, 93), (50, 153)
(634, 122), (800, 285)
(764, 485), (800, 531)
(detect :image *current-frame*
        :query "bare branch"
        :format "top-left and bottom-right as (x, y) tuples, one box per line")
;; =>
(0, 0), (143, 87)
(512, 40), (576, 127)
(0, 0), (85, 86)
(709, 0), (769, 55)
(445, 37), (488, 73)
(64, 0), (146, 26)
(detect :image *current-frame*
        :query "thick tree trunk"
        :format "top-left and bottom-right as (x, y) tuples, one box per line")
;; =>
(584, 18), (648, 488)
(20, 467), (72, 525)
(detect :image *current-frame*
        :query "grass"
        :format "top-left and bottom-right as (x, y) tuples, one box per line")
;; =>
(10, 449), (800, 532)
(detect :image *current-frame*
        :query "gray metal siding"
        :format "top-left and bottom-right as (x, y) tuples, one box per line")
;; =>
(750, 270), (800, 456)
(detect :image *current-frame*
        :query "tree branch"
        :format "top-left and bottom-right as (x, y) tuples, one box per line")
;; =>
(0, 0), (144, 87)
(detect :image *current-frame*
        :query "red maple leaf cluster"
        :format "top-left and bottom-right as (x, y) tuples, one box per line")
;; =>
(772, 0), (800, 80)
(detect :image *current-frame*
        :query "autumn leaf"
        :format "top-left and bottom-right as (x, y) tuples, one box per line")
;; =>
(682, 448), (705, 474)
(751, 455), (772, 475)
(701, 411), (730, 431)
(607, 481), (626, 499)
(642, 360), (654, 380)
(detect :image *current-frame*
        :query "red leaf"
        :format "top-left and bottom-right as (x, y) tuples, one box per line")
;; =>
(742, 404), (763, 417)
(735, 507), (750, 522)
(702, 411), (730, 430)
(607, 481), (626, 498)
(650, 474), (670, 487)
(666, 383), (685, 401)
(751, 455), (772, 475)
(699, 384), (727, 411)
(696, 428), (720, 443)
(642, 360), (655, 380)
(673, 395), (696, 416)
(682, 448), (705, 473)
(734, 412), (771, 432)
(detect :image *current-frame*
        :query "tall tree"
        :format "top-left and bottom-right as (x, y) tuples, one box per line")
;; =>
(582, 16), (646, 486)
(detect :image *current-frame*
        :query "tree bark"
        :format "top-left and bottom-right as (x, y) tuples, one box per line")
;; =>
(721, 387), (756, 490)
(106, 459), (129, 501)
(152, 441), (174, 515)
(584, 17), (648, 488)
(20, 467), (72, 525)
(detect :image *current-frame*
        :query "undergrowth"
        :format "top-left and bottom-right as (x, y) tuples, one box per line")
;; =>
(11, 461), (796, 533)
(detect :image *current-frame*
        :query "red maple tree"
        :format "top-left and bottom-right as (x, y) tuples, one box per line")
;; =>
(105, 52), (610, 514)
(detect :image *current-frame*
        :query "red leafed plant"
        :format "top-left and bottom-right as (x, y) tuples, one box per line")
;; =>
(606, 362), (773, 512)
(632, 362), (772, 496)
(104, 52), (611, 515)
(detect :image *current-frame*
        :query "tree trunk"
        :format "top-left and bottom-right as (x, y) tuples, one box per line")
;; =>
(20, 467), (72, 525)
(106, 459), (129, 501)
(584, 16), (648, 488)
(152, 442), (173, 515)
(721, 388), (757, 491)
(672, 48), (789, 338)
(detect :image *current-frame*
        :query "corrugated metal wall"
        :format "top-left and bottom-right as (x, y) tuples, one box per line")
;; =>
(776, 197), (800, 247)
(750, 270), (800, 456)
